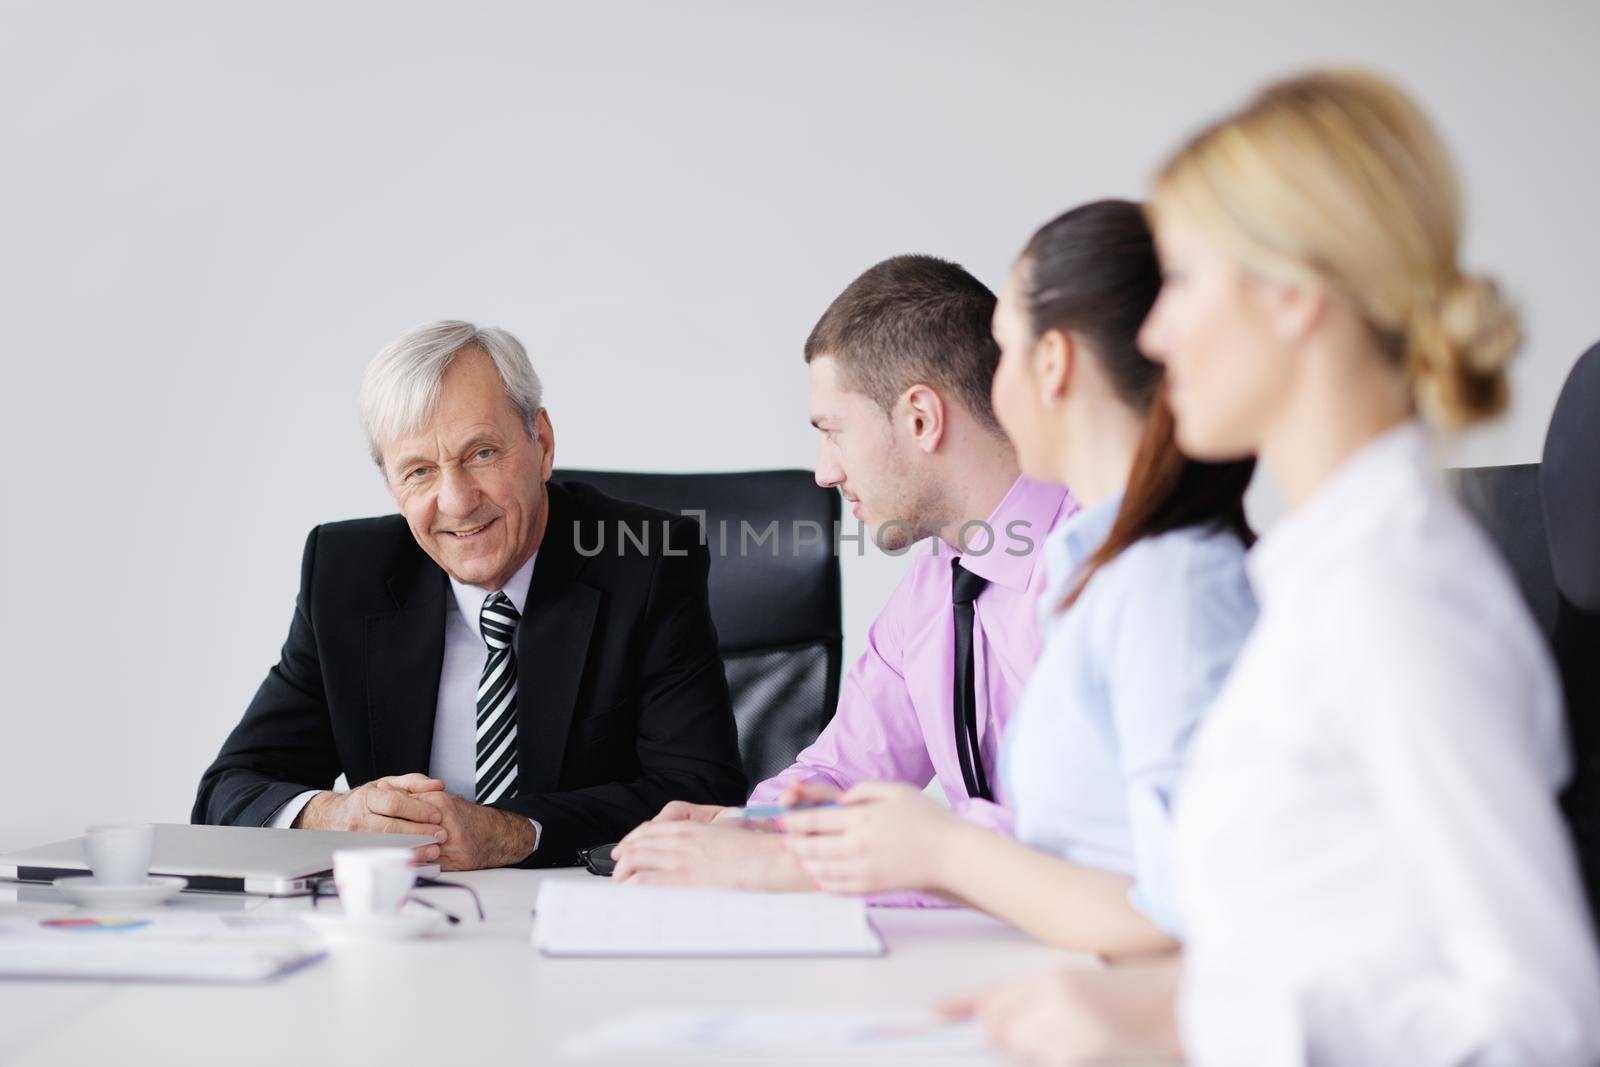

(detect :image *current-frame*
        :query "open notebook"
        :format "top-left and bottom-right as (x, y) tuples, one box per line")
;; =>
(533, 879), (885, 957)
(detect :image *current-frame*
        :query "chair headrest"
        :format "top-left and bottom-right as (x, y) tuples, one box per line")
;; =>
(1542, 340), (1600, 612)
(550, 468), (842, 653)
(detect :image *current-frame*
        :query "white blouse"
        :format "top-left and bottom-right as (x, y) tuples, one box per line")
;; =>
(1174, 422), (1600, 1067)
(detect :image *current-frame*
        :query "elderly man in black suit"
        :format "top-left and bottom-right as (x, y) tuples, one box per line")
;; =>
(194, 320), (746, 869)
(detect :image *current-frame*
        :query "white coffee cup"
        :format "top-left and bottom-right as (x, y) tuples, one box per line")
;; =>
(332, 847), (417, 920)
(82, 824), (155, 886)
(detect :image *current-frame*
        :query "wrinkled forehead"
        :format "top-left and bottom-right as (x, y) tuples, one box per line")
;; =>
(422, 350), (523, 428)
(379, 358), (528, 466)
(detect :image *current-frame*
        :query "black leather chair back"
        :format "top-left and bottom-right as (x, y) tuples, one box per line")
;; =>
(1449, 462), (1558, 636)
(552, 469), (842, 785)
(1542, 340), (1600, 918)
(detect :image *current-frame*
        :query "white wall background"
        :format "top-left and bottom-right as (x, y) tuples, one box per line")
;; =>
(3, 0), (1597, 850)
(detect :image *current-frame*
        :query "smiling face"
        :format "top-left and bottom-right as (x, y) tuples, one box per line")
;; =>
(808, 355), (931, 551)
(380, 346), (554, 590)
(1138, 209), (1293, 461)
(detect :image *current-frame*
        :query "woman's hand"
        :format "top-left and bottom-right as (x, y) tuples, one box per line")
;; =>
(938, 960), (1183, 1066)
(779, 780), (969, 894)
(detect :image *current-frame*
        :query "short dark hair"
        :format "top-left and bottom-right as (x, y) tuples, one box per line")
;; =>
(803, 254), (1001, 430)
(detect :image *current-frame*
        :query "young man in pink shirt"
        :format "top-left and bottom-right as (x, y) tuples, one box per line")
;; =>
(611, 254), (1073, 890)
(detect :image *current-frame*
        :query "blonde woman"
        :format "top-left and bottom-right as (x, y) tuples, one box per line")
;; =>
(952, 70), (1600, 1067)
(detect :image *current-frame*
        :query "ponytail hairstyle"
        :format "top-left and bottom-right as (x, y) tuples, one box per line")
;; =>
(1148, 69), (1519, 427)
(1015, 200), (1256, 611)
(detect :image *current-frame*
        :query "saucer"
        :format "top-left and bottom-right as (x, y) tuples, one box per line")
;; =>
(299, 907), (447, 944)
(53, 875), (188, 909)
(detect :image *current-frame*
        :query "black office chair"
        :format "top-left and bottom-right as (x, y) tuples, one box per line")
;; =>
(1542, 340), (1600, 920)
(1448, 462), (1559, 637)
(552, 468), (843, 785)
(1456, 339), (1600, 921)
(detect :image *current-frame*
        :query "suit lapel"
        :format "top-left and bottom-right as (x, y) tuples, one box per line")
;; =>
(366, 547), (447, 778)
(518, 482), (601, 793)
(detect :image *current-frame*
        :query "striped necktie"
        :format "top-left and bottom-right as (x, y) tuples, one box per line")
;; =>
(475, 591), (521, 804)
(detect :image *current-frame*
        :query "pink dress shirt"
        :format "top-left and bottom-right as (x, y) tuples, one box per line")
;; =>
(749, 476), (1074, 836)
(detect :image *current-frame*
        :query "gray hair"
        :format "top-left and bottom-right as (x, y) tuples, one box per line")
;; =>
(359, 320), (544, 466)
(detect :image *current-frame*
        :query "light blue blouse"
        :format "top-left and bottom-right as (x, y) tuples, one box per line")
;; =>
(998, 494), (1257, 935)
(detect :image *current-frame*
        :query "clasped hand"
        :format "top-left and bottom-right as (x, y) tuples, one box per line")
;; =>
(295, 773), (536, 870)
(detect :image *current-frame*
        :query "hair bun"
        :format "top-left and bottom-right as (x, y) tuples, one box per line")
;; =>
(1407, 274), (1520, 426)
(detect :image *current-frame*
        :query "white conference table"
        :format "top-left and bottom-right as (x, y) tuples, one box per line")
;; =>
(0, 868), (1102, 1066)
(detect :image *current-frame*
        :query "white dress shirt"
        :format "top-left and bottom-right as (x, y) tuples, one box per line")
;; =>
(268, 554), (540, 847)
(432, 553), (537, 799)
(1174, 422), (1600, 1067)
(999, 494), (1256, 934)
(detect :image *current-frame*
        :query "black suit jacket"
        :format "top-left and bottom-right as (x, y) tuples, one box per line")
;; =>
(193, 480), (747, 866)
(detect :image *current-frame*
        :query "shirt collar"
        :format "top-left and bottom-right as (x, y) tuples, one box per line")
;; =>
(1247, 419), (1437, 604)
(936, 475), (1076, 591)
(1042, 492), (1122, 603)
(448, 551), (538, 641)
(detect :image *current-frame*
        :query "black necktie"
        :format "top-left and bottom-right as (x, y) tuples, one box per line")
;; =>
(951, 558), (993, 801)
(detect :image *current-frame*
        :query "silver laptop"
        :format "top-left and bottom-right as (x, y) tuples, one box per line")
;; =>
(0, 823), (437, 895)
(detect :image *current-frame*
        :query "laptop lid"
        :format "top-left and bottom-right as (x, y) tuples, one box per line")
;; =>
(0, 823), (437, 895)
